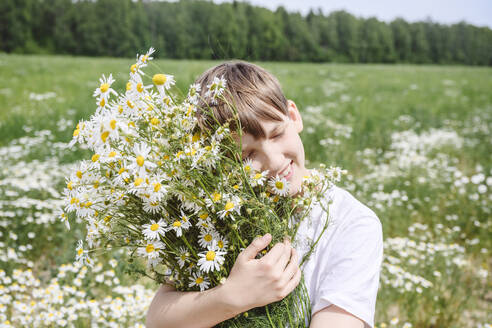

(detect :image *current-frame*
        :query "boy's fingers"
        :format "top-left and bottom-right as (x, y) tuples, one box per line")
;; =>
(274, 240), (291, 270)
(241, 233), (271, 260)
(261, 242), (286, 265)
(279, 248), (299, 286)
(282, 266), (302, 296)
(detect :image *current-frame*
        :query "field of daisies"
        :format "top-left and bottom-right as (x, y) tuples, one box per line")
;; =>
(0, 53), (490, 328)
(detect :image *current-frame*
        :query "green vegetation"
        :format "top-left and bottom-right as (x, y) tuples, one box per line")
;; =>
(0, 54), (490, 327)
(1, 0), (492, 65)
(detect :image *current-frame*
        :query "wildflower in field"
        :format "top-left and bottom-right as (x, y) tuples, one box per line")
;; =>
(269, 176), (290, 196)
(142, 219), (167, 240)
(197, 241), (226, 273)
(189, 271), (210, 291)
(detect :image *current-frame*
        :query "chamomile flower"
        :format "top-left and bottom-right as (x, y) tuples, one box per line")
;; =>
(197, 241), (226, 273)
(187, 83), (202, 104)
(152, 73), (175, 97)
(205, 191), (223, 208)
(172, 246), (189, 269)
(196, 212), (213, 230)
(216, 234), (229, 251)
(269, 176), (290, 196)
(188, 271), (210, 292)
(205, 76), (227, 104)
(138, 240), (165, 260)
(243, 158), (253, 175)
(142, 199), (164, 214)
(142, 219), (167, 240)
(217, 195), (241, 220)
(138, 47), (155, 68)
(92, 74), (118, 102)
(128, 143), (157, 176)
(169, 211), (192, 237)
(251, 170), (269, 186)
(198, 229), (216, 248)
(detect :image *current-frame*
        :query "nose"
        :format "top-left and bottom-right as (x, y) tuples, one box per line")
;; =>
(258, 142), (284, 176)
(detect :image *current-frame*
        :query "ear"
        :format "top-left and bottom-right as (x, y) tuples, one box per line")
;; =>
(287, 100), (303, 133)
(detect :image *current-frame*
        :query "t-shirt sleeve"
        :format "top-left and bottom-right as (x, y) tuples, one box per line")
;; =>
(311, 215), (383, 328)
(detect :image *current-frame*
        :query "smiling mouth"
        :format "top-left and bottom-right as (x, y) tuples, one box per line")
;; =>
(279, 160), (294, 180)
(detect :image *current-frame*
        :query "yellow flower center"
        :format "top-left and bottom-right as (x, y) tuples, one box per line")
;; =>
(152, 74), (167, 86)
(153, 183), (161, 192)
(254, 173), (262, 180)
(136, 155), (145, 167)
(212, 192), (221, 202)
(118, 167), (126, 175)
(99, 98), (105, 107)
(93, 181), (99, 189)
(218, 240), (224, 249)
(130, 64), (137, 73)
(150, 117), (159, 125)
(134, 178), (143, 186)
(173, 221), (181, 227)
(244, 165), (251, 173)
(204, 234), (213, 242)
(70, 197), (79, 204)
(224, 202), (234, 211)
(67, 181), (73, 190)
(109, 151), (116, 157)
(150, 223), (159, 231)
(76, 170), (82, 179)
(205, 251), (216, 261)
(101, 131), (109, 143)
(199, 213), (208, 220)
(109, 119), (116, 130)
(73, 129), (80, 137)
(100, 83), (109, 93)
(77, 249), (83, 256)
(126, 82), (132, 91)
(127, 100), (134, 108)
(195, 277), (204, 284)
(275, 181), (284, 189)
(118, 105), (123, 114)
(137, 83), (144, 93)
(91, 154), (100, 162)
(145, 244), (154, 253)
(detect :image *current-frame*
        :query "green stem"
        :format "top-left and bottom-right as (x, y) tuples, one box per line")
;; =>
(265, 305), (276, 328)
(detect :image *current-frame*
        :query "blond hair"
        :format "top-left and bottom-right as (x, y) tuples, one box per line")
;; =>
(194, 61), (288, 138)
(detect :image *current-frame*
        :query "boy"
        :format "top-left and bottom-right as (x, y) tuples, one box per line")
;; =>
(146, 61), (383, 328)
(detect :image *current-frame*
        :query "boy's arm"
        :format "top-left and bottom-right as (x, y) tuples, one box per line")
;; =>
(310, 305), (365, 328)
(145, 283), (239, 328)
(146, 234), (302, 328)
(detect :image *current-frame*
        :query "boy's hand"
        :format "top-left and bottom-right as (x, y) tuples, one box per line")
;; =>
(222, 233), (301, 313)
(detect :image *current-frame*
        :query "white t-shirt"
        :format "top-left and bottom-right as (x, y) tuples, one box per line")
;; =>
(294, 186), (383, 328)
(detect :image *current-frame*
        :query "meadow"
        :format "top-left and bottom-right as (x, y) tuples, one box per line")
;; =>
(0, 53), (490, 327)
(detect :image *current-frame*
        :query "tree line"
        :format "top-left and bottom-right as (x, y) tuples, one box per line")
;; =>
(1, 0), (492, 65)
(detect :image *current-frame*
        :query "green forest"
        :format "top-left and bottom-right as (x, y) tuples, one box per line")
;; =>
(2, 0), (492, 65)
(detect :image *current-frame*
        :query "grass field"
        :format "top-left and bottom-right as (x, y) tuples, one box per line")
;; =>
(0, 53), (491, 327)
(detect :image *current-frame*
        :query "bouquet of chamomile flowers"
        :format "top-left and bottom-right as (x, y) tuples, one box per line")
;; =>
(62, 48), (344, 327)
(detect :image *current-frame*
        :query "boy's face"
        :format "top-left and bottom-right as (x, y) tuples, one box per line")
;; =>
(238, 100), (309, 196)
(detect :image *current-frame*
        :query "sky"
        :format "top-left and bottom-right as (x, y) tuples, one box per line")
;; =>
(213, 0), (492, 28)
